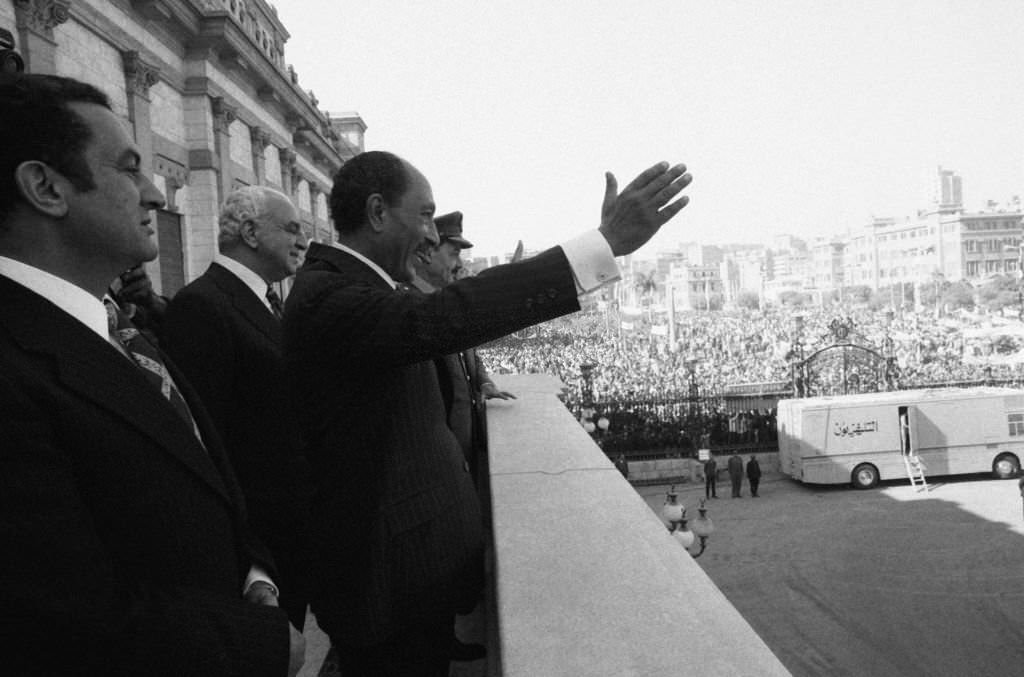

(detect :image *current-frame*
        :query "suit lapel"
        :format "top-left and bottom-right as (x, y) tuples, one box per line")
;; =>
(304, 242), (395, 291)
(0, 278), (232, 503)
(207, 263), (280, 344)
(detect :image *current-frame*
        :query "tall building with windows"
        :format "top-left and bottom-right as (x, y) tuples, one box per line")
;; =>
(936, 166), (964, 211)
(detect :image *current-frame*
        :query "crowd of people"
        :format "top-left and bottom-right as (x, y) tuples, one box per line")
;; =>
(479, 301), (1024, 454)
(0, 73), (693, 676)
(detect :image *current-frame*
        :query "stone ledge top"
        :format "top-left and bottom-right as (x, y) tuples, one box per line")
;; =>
(486, 373), (791, 677)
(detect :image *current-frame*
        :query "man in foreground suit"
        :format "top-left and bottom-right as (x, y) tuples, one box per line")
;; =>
(0, 73), (302, 676)
(162, 186), (314, 629)
(283, 150), (691, 675)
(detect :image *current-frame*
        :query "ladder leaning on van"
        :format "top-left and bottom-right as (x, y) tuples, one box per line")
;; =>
(904, 452), (928, 492)
(900, 409), (928, 491)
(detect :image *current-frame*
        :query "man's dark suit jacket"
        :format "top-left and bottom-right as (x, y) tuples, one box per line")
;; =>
(161, 262), (313, 627)
(435, 348), (487, 463)
(283, 242), (581, 647)
(0, 276), (290, 676)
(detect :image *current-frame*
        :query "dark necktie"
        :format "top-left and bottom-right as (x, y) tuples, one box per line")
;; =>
(104, 299), (202, 441)
(266, 285), (284, 319)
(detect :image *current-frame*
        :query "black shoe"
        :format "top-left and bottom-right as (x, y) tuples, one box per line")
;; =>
(451, 637), (486, 662)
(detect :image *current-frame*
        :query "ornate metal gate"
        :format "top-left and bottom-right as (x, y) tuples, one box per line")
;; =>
(790, 317), (899, 397)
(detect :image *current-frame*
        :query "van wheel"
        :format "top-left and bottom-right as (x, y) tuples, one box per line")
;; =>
(993, 453), (1020, 479)
(852, 463), (879, 489)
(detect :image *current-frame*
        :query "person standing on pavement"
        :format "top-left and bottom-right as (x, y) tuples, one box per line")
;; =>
(747, 455), (762, 497)
(728, 453), (744, 498)
(704, 455), (718, 499)
(1018, 472), (1024, 520)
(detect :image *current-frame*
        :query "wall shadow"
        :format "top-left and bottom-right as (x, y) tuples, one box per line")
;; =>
(640, 472), (1024, 677)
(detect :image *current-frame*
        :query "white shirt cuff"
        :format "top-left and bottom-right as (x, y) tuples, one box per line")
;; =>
(560, 230), (621, 295)
(243, 565), (278, 597)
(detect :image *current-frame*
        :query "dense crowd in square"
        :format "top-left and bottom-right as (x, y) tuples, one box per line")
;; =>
(480, 303), (1024, 454)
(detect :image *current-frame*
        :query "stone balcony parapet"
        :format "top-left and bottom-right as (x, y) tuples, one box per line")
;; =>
(485, 373), (791, 677)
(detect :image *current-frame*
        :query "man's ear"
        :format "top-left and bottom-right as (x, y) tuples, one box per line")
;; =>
(240, 219), (261, 249)
(366, 193), (387, 233)
(13, 161), (70, 218)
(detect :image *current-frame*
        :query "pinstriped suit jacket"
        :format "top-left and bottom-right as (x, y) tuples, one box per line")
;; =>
(0, 275), (290, 676)
(283, 242), (580, 646)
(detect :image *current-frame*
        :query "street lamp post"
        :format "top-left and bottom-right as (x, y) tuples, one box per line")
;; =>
(662, 486), (715, 558)
(791, 314), (806, 397)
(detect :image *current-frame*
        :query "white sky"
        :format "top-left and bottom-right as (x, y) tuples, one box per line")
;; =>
(271, 0), (1024, 260)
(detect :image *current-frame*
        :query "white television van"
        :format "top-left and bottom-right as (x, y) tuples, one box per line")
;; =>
(776, 387), (1024, 489)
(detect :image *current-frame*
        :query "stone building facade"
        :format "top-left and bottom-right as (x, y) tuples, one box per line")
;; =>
(2, 0), (365, 296)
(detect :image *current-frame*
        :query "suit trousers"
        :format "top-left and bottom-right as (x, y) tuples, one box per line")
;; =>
(333, 613), (453, 677)
(705, 474), (717, 498)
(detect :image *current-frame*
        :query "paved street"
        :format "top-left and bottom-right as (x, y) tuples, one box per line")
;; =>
(640, 471), (1024, 677)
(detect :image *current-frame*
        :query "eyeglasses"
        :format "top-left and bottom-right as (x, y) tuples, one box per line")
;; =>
(273, 221), (309, 238)
(245, 218), (311, 240)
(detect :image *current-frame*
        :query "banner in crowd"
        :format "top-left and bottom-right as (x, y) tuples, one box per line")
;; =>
(962, 325), (1024, 364)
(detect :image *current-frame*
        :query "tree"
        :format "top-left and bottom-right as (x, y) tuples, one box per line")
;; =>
(778, 290), (810, 307)
(919, 277), (944, 309)
(977, 275), (1018, 313)
(869, 283), (914, 311)
(633, 270), (658, 321)
(942, 281), (975, 311)
(736, 290), (760, 310)
(843, 285), (873, 305)
(867, 288), (890, 311)
(633, 270), (658, 302)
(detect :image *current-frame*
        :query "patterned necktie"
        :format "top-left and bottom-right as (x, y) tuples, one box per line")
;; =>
(104, 299), (202, 441)
(266, 285), (284, 319)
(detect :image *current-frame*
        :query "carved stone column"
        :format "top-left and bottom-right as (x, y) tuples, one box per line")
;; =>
(279, 148), (297, 196)
(211, 96), (237, 201)
(249, 126), (270, 184)
(121, 51), (160, 175)
(13, 0), (71, 74)
(307, 184), (323, 242)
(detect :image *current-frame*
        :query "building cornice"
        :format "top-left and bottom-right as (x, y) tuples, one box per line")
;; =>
(122, 1), (344, 168)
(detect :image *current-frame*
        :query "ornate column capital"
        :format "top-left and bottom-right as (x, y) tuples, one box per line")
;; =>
(279, 147), (297, 169)
(249, 126), (271, 152)
(211, 96), (237, 133)
(14, 0), (71, 35)
(122, 50), (161, 98)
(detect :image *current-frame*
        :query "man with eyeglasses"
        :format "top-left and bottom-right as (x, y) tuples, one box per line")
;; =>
(162, 185), (315, 632)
